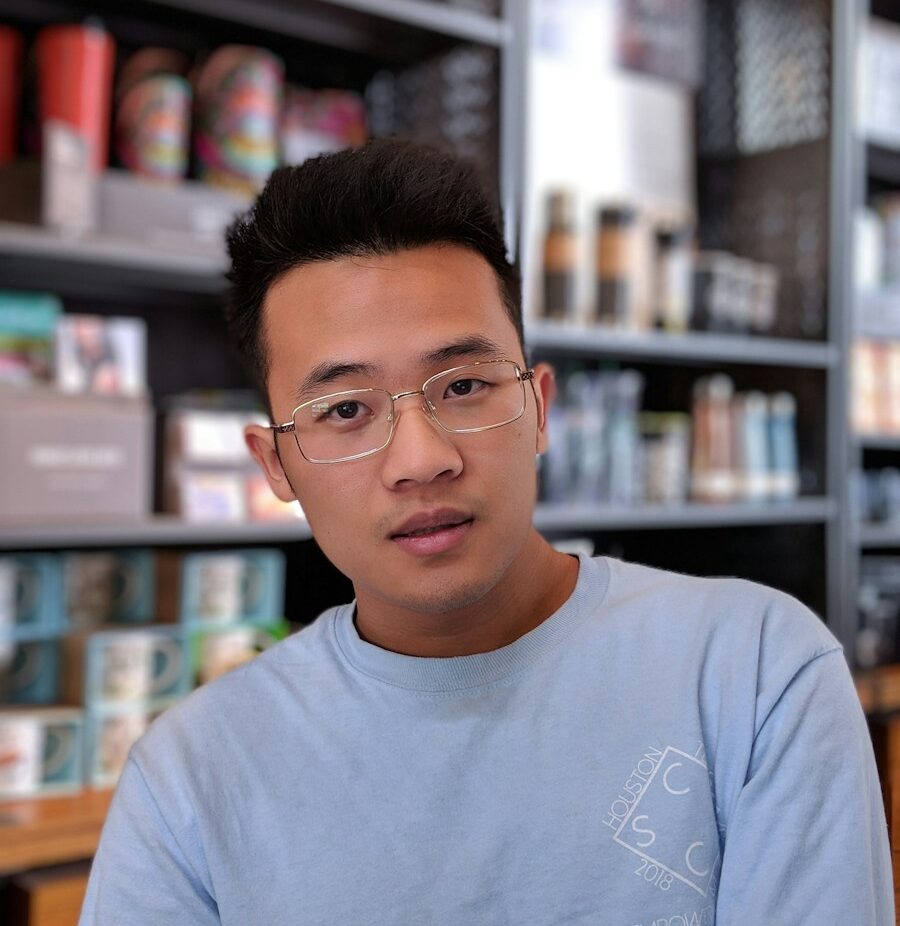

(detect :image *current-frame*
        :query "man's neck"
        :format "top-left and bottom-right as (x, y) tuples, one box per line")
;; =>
(352, 533), (580, 657)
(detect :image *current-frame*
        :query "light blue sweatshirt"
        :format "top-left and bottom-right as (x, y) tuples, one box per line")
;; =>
(80, 555), (893, 924)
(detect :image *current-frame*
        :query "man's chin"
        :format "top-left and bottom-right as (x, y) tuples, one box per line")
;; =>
(393, 577), (494, 615)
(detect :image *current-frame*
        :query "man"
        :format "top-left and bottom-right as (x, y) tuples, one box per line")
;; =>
(80, 139), (893, 924)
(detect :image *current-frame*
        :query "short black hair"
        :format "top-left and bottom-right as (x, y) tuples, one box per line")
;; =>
(224, 137), (522, 400)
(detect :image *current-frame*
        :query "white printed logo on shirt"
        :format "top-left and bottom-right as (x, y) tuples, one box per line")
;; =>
(604, 744), (722, 899)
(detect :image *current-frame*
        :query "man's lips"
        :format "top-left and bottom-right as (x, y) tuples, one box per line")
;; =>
(389, 508), (474, 539)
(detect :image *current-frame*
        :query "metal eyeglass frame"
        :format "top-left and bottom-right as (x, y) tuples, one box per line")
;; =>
(272, 359), (536, 464)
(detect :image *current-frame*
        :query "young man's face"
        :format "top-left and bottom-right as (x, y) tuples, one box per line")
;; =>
(246, 244), (554, 617)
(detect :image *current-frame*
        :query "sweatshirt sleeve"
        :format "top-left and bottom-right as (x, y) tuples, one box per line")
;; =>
(79, 757), (219, 926)
(715, 646), (894, 924)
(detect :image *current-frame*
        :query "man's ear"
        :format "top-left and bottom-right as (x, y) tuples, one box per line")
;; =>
(530, 362), (556, 455)
(245, 424), (297, 502)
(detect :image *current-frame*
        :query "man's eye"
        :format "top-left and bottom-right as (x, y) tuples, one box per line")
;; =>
(313, 400), (368, 422)
(334, 401), (361, 419)
(445, 378), (487, 398)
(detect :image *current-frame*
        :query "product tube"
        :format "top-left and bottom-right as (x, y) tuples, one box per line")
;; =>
(595, 205), (636, 327)
(653, 226), (693, 332)
(690, 374), (735, 503)
(768, 392), (800, 500)
(541, 190), (578, 322)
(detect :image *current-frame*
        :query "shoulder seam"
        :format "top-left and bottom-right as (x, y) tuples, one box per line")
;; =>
(752, 643), (844, 747)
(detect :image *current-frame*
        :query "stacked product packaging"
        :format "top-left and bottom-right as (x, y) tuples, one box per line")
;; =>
(539, 368), (799, 507)
(0, 288), (299, 527)
(0, 21), (367, 242)
(853, 339), (900, 437)
(0, 291), (153, 527)
(0, 548), (286, 799)
(162, 395), (304, 523)
(537, 190), (780, 336)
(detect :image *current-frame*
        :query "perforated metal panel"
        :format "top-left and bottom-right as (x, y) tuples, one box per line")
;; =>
(698, 0), (830, 157)
(366, 44), (500, 183)
(697, 0), (831, 340)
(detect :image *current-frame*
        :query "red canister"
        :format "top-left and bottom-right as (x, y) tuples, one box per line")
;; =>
(36, 23), (116, 171)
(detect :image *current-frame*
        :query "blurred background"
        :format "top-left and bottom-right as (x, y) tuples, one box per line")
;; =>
(1, 0), (900, 921)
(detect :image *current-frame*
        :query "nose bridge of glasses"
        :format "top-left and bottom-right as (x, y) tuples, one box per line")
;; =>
(385, 387), (440, 426)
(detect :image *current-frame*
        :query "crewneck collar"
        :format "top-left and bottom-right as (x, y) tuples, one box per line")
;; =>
(332, 553), (609, 692)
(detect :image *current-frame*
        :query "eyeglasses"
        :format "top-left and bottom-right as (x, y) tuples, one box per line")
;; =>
(273, 360), (535, 464)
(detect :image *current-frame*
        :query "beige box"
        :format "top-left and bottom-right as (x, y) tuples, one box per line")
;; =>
(0, 388), (152, 525)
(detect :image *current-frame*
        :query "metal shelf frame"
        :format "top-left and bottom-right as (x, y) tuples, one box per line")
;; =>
(0, 517), (314, 551)
(856, 434), (900, 451)
(0, 500), (836, 549)
(830, 0), (862, 655)
(535, 498), (836, 533)
(526, 321), (839, 369)
(148, 0), (512, 55)
(857, 523), (900, 549)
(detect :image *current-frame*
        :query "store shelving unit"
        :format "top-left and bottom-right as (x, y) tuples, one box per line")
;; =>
(842, 0), (900, 674)
(0, 3), (890, 642)
(0, 0), (870, 641)
(0, 0), (525, 607)
(518, 0), (846, 631)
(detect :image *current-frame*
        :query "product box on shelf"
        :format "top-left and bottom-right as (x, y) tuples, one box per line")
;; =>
(1, 639), (61, 705)
(190, 621), (282, 687)
(0, 705), (84, 799)
(62, 626), (189, 707)
(62, 550), (155, 630)
(97, 169), (250, 257)
(0, 161), (249, 253)
(0, 386), (152, 525)
(162, 401), (302, 522)
(84, 701), (173, 788)
(860, 18), (900, 150)
(0, 290), (62, 388)
(156, 548), (285, 626)
(0, 553), (63, 640)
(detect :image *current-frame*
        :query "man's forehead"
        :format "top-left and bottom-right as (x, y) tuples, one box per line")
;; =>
(264, 249), (513, 354)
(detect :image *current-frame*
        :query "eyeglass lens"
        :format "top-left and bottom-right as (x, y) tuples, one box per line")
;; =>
(293, 361), (526, 462)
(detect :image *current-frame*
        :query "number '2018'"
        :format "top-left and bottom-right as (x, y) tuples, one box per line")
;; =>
(635, 858), (674, 891)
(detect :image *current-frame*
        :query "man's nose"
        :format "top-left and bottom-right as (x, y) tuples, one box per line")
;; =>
(379, 393), (464, 488)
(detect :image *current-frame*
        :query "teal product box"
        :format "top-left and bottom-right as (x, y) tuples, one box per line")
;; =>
(158, 548), (285, 626)
(62, 549), (155, 629)
(63, 626), (190, 708)
(0, 553), (63, 640)
(0, 639), (61, 704)
(0, 706), (85, 798)
(0, 290), (62, 386)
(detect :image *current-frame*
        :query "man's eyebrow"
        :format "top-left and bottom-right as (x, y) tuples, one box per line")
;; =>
(291, 335), (507, 403)
(419, 335), (507, 367)
(292, 360), (381, 403)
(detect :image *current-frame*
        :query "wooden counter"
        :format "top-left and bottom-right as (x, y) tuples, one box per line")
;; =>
(0, 790), (113, 875)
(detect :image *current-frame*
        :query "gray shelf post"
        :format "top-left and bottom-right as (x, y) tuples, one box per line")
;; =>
(828, 0), (861, 656)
